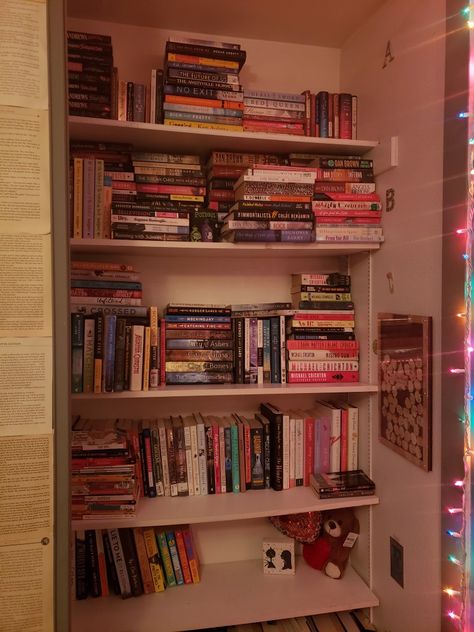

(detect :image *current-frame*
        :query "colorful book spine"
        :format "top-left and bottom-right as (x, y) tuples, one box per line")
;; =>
(155, 530), (176, 587)
(165, 530), (184, 585)
(182, 527), (200, 583)
(174, 528), (193, 584)
(142, 527), (166, 592)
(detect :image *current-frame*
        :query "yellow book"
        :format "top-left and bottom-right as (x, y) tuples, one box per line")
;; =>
(149, 306), (159, 390)
(142, 527), (166, 592)
(164, 118), (244, 133)
(142, 326), (151, 391)
(167, 52), (239, 70)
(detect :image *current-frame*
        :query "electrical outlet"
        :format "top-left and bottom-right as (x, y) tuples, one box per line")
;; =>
(390, 536), (404, 587)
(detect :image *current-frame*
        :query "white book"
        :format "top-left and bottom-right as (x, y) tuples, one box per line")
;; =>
(107, 528), (132, 598)
(195, 413), (208, 495)
(289, 414), (296, 487)
(184, 416), (201, 495)
(341, 402), (359, 470)
(181, 416), (195, 496)
(294, 413), (304, 485)
(313, 400), (341, 472)
(129, 325), (144, 391)
(157, 418), (170, 496)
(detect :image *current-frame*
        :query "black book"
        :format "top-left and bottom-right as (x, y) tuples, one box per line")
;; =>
(85, 529), (101, 597)
(102, 530), (121, 595)
(172, 416), (188, 496)
(75, 530), (88, 600)
(204, 419), (216, 494)
(290, 332), (356, 341)
(310, 470), (376, 498)
(113, 317), (127, 392)
(118, 529), (143, 597)
(248, 417), (265, 490)
(259, 403), (284, 491)
(166, 41), (246, 68)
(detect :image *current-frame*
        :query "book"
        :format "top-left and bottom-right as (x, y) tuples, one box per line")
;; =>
(142, 527), (166, 592)
(166, 530), (185, 585)
(107, 528), (132, 599)
(155, 529), (176, 587)
(310, 470), (376, 498)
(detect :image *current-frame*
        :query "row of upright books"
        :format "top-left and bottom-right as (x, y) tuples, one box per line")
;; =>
(68, 31), (359, 139)
(70, 264), (359, 391)
(74, 525), (199, 600)
(193, 610), (376, 632)
(70, 144), (383, 244)
(72, 400), (360, 521)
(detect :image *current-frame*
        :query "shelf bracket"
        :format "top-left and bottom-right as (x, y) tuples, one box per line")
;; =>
(368, 136), (399, 176)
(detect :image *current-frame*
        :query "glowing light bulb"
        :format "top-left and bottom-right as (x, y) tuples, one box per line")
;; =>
(447, 610), (461, 620)
(454, 480), (464, 487)
(457, 312), (466, 318)
(444, 587), (461, 597)
(446, 530), (462, 538)
(448, 507), (463, 514)
(467, 20), (474, 28)
(448, 554), (462, 565)
(456, 227), (468, 234)
(462, 6), (470, 16)
(462, 253), (469, 259)
(450, 368), (465, 374)
(458, 111), (469, 118)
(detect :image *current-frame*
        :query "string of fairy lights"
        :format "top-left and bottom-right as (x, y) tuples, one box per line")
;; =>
(444, 6), (473, 627)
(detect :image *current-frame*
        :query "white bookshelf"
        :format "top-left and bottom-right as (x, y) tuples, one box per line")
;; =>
(70, 238), (381, 258)
(72, 562), (379, 632)
(69, 116), (378, 157)
(72, 383), (378, 400)
(66, 5), (385, 630)
(72, 487), (379, 530)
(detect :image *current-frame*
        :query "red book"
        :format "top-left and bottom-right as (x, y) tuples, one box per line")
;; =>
(313, 208), (382, 218)
(212, 420), (221, 494)
(316, 216), (382, 225)
(313, 192), (380, 202)
(174, 528), (193, 584)
(286, 340), (359, 350)
(287, 371), (359, 383)
(339, 93), (352, 139)
(165, 322), (231, 330)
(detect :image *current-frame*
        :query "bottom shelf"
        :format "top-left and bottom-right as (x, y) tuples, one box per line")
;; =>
(72, 559), (378, 632)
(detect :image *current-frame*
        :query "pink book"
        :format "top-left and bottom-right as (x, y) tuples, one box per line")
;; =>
(303, 414), (314, 486)
(339, 406), (348, 471)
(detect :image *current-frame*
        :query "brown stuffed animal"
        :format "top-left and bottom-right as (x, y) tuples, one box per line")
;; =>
(302, 507), (359, 579)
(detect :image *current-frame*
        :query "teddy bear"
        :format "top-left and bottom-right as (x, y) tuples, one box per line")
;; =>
(302, 507), (359, 579)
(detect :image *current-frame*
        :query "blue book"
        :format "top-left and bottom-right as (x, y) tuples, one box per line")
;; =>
(165, 531), (184, 585)
(230, 420), (240, 493)
(71, 279), (142, 290)
(103, 314), (116, 392)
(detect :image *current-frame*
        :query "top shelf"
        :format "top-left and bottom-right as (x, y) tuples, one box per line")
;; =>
(69, 117), (379, 157)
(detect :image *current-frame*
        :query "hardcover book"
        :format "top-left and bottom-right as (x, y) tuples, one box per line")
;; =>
(310, 469), (375, 498)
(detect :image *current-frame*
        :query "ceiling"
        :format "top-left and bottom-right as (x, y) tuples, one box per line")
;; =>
(67, 0), (387, 48)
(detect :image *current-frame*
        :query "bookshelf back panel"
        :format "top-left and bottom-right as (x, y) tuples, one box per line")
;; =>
(67, 18), (342, 96)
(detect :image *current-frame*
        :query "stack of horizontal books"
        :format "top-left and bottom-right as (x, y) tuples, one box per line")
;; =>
(310, 156), (383, 243)
(221, 165), (316, 243)
(163, 304), (234, 384)
(243, 90), (307, 135)
(67, 31), (114, 119)
(287, 272), (359, 384)
(71, 419), (140, 520)
(162, 37), (246, 132)
(310, 469), (376, 499)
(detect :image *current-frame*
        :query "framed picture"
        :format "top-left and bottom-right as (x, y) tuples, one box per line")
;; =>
(378, 313), (432, 471)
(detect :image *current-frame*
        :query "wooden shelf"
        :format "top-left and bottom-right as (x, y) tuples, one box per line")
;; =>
(72, 382), (378, 400)
(72, 487), (379, 530)
(69, 116), (378, 156)
(71, 561), (379, 632)
(70, 238), (381, 258)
